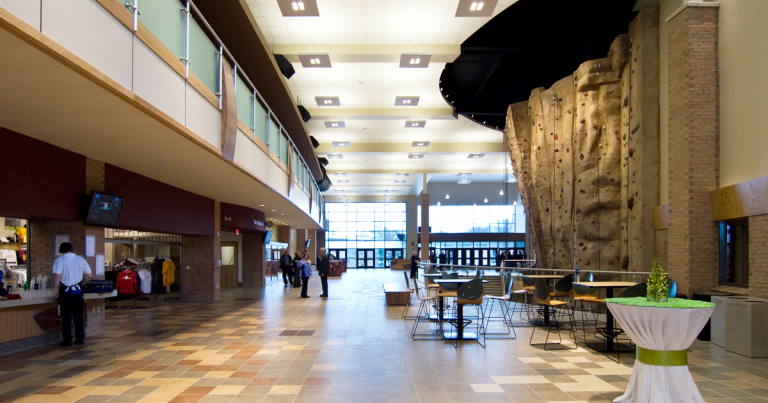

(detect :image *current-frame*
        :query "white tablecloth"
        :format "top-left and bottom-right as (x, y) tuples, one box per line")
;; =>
(606, 302), (714, 403)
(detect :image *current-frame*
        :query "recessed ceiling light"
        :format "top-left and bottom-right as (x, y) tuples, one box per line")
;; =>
(395, 172), (410, 177)
(484, 198), (488, 203)
(455, 0), (497, 17)
(315, 96), (340, 106)
(399, 53), (432, 68)
(298, 53), (331, 68)
(437, 201), (441, 206)
(328, 154), (343, 159)
(395, 96), (420, 106)
(406, 120), (426, 128)
(333, 172), (347, 177)
(408, 152), (424, 159)
(457, 179), (472, 184)
(277, 0), (319, 16)
(412, 141), (430, 147)
(507, 177), (517, 183)
(468, 153), (485, 159)
(281, 213), (285, 215)
(445, 194), (450, 199)
(395, 180), (406, 184)
(385, 190), (396, 193)
(325, 121), (346, 129)
(260, 204), (265, 206)
(272, 210), (276, 211)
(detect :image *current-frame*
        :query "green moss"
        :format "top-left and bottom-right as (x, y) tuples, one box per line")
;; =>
(605, 297), (714, 309)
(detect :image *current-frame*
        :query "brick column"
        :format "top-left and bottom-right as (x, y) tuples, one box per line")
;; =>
(667, 4), (720, 296)
(420, 194), (429, 262)
(180, 201), (221, 301)
(241, 232), (264, 287)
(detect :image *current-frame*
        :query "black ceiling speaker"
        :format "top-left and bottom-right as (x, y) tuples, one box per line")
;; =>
(316, 174), (332, 192)
(318, 157), (329, 166)
(297, 105), (311, 122)
(309, 136), (320, 149)
(273, 54), (295, 79)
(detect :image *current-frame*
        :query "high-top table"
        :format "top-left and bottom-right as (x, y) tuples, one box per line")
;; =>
(605, 297), (714, 403)
(574, 281), (637, 351)
(434, 279), (489, 340)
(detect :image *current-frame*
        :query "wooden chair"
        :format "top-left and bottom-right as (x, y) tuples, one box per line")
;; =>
(530, 279), (575, 350)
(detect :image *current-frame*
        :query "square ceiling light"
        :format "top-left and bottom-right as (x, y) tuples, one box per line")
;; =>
(395, 172), (410, 177)
(406, 120), (426, 128)
(412, 141), (430, 147)
(385, 190), (397, 193)
(316, 96), (340, 106)
(395, 96), (420, 106)
(332, 140), (350, 146)
(455, 0), (498, 17)
(327, 154), (343, 159)
(399, 53), (432, 68)
(395, 180), (407, 184)
(337, 180), (350, 184)
(333, 172), (347, 177)
(468, 153), (485, 159)
(298, 53), (331, 68)
(325, 121), (346, 129)
(408, 152), (424, 159)
(277, 0), (320, 16)
(457, 172), (472, 176)
(457, 178), (472, 184)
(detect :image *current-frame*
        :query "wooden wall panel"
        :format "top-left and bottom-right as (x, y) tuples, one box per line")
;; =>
(0, 303), (56, 344)
(221, 58), (237, 162)
(711, 175), (768, 221)
(653, 204), (670, 229)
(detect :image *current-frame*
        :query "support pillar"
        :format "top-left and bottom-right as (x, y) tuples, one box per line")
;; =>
(241, 232), (265, 287)
(420, 194), (430, 262)
(667, 3), (720, 296)
(181, 201), (221, 301)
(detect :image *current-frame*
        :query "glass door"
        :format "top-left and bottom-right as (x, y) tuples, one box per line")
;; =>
(384, 249), (403, 268)
(328, 249), (346, 261)
(357, 249), (375, 268)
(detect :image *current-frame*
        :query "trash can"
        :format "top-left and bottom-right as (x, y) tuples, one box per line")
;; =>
(692, 292), (732, 341)
(724, 297), (768, 358)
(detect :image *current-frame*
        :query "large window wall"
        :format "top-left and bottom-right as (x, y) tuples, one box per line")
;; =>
(417, 205), (526, 233)
(325, 202), (406, 268)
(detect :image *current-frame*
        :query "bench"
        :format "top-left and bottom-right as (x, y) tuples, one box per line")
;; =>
(383, 283), (412, 306)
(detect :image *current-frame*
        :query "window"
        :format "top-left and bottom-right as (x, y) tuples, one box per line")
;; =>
(720, 221), (749, 287)
(325, 202), (406, 268)
(417, 204), (525, 233)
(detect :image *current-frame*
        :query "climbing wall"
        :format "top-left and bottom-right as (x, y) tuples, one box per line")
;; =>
(505, 8), (659, 273)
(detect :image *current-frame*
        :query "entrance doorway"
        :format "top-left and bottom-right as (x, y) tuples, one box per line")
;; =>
(357, 249), (375, 268)
(328, 249), (346, 261)
(384, 249), (403, 268)
(221, 242), (238, 288)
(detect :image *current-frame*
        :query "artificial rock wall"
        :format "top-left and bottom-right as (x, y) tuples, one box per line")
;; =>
(506, 8), (659, 273)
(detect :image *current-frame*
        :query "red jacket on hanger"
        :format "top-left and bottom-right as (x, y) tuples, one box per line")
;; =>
(116, 270), (139, 296)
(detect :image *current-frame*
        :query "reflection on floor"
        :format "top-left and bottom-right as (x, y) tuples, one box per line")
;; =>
(0, 270), (766, 403)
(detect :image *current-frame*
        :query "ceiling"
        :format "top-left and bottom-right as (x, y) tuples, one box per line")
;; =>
(245, 0), (518, 199)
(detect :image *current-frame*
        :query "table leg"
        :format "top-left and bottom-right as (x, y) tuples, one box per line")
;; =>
(457, 304), (464, 340)
(439, 296), (444, 322)
(606, 288), (615, 351)
(544, 306), (551, 326)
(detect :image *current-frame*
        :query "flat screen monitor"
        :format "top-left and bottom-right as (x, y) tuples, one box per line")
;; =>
(263, 230), (272, 244)
(84, 191), (124, 227)
(305, 239), (311, 248)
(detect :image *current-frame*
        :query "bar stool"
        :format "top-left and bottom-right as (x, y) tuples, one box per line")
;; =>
(530, 279), (575, 350)
(402, 272), (420, 320)
(450, 277), (486, 348)
(411, 284), (442, 340)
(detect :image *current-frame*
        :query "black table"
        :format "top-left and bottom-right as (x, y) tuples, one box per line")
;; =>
(434, 279), (489, 340)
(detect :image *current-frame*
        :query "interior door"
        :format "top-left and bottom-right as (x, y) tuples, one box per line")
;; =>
(221, 242), (238, 288)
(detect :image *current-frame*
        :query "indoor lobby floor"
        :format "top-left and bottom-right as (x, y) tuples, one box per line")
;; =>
(1, 270), (767, 403)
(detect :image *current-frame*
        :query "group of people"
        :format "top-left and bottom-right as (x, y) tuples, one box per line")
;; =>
(278, 247), (330, 298)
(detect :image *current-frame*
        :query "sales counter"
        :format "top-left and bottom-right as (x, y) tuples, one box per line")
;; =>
(0, 291), (116, 355)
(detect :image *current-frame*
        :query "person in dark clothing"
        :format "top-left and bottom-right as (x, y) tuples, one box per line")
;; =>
(293, 252), (303, 288)
(52, 242), (91, 347)
(280, 249), (293, 286)
(410, 252), (419, 279)
(438, 251), (447, 265)
(317, 248), (330, 297)
(429, 252), (437, 265)
(497, 250), (505, 267)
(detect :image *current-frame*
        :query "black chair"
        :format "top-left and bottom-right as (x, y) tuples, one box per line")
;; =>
(449, 278), (486, 348)
(571, 283), (605, 345)
(551, 274), (574, 300)
(618, 282), (647, 298)
(529, 279), (575, 350)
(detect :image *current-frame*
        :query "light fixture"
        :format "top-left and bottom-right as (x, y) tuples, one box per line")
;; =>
(457, 172), (472, 176)
(281, 213), (285, 215)
(445, 194), (450, 199)
(396, 172), (410, 177)
(395, 180), (406, 184)
(457, 174), (471, 184)
(411, 141), (430, 147)
(499, 189), (504, 195)
(272, 209), (276, 211)
(484, 198), (488, 203)
(408, 152), (424, 159)
(506, 177), (517, 183)
(468, 153), (485, 159)
(277, 0), (319, 16)
(474, 203), (477, 206)
(337, 180), (350, 184)
(328, 154), (343, 159)
(299, 53), (332, 68)
(385, 190), (396, 193)
(259, 204), (265, 207)
(315, 96), (340, 106)
(513, 201), (517, 206)
(455, 0), (497, 17)
(437, 201), (441, 206)
(333, 172), (347, 177)
(395, 96), (420, 106)
(399, 53), (432, 68)
(325, 122), (346, 129)
(332, 141), (350, 147)
(406, 120), (426, 128)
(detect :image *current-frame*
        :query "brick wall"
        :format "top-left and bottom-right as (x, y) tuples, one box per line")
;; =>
(667, 6), (720, 297)
(241, 232), (265, 287)
(655, 229), (668, 271)
(749, 214), (768, 298)
(180, 202), (221, 301)
(29, 221), (53, 280)
(85, 158), (105, 195)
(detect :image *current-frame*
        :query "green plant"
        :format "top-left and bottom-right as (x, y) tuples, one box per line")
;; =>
(647, 258), (669, 302)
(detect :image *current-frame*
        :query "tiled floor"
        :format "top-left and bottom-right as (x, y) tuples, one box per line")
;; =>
(1, 269), (767, 403)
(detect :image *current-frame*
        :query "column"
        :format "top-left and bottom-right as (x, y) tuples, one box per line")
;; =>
(181, 201), (221, 301)
(667, 3), (720, 297)
(406, 196), (419, 257)
(420, 194), (430, 262)
(241, 232), (265, 287)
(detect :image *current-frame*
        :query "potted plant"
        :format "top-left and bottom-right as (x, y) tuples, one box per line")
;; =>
(647, 258), (669, 303)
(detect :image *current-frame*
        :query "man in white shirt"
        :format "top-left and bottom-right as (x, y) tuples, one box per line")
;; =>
(52, 242), (92, 347)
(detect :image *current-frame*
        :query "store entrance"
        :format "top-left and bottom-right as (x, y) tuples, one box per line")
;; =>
(1, 217), (28, 293)
(221, 242), (238, 288)
(384, 249), (403, 268)
(356, 249), (375, 268)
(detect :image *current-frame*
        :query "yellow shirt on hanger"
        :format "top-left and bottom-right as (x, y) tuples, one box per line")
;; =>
(14, 227), (26, 242)
(162, 260), (176, 287)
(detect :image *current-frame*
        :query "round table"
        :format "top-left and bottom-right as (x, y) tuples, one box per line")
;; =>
(605, 297), (715, 403)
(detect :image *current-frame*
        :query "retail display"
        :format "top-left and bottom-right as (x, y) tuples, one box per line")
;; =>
(162, 259), (176, 287)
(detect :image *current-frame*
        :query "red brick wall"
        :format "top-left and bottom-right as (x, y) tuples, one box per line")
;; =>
(749, 214), (768, 298)
(667, 6), (720, 296)
(180, 202), (221, 302)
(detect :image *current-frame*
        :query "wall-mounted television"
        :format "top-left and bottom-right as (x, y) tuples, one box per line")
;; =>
(83, 191), (124, 228)
(263, 230), (273, 244)
(305, 239), (311, 248)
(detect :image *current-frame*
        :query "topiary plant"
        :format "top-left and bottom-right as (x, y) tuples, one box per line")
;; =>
(647, 258), (669, 302)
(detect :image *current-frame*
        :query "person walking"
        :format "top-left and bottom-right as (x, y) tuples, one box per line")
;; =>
(293, 251), (303, 288)
(280, 249), (293, 286)
(52, 242), (92, 347)
(410, 252), (419, 280)
(299, 253), (312, 298)
(438, 250), (447, 266)
(317, 248), (330, 298)
(429, 251), (437, 265)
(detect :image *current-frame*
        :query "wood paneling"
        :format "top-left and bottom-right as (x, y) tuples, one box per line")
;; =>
(0, 303), (56, 344)
(711, 175), (768, 221)
(653, 204), (670, 229)
(220, 58), (237, 161)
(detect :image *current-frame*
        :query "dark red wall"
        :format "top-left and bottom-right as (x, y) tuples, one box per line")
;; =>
(0, 126), (85, 220)
(220, 202), (266, 234)
(105, 164), (214, 236)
